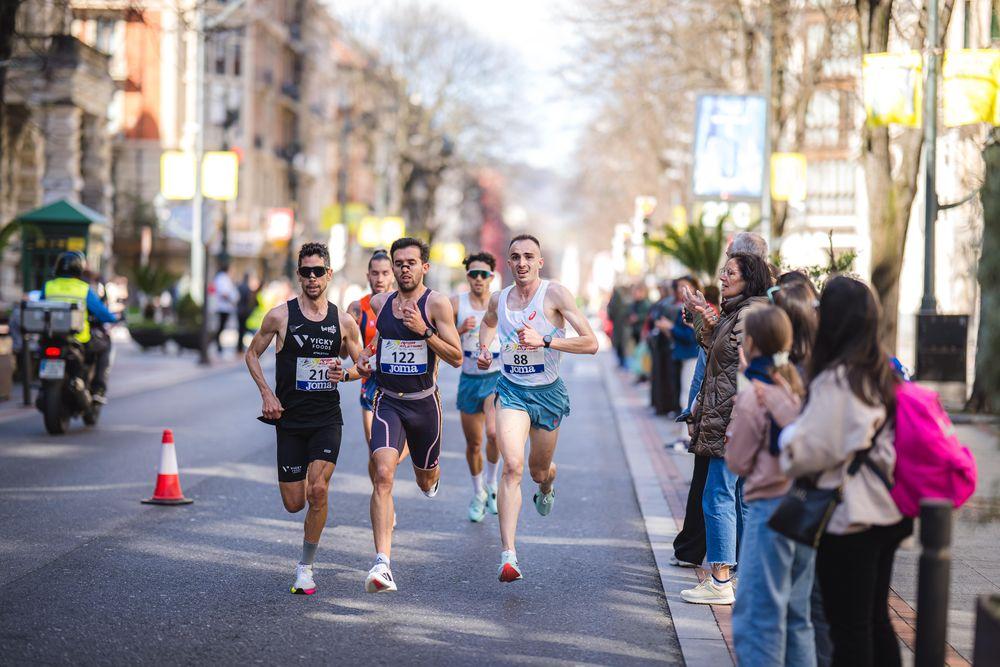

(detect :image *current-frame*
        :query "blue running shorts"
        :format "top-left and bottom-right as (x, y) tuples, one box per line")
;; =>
(456, 372), (499, 415)
(359, 378), (377, 411)
(495, 375), (570, 432)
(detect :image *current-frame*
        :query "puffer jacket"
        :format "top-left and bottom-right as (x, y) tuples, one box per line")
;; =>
(690, 294), (767, 457)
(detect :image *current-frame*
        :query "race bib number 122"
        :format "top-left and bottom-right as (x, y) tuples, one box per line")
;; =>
(380, 339), (429, 375)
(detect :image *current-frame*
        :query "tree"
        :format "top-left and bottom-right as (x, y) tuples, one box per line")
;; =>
(644, 213), (730, 285)
(856, 0), (956, 351)
(966, 129), (1000, 412)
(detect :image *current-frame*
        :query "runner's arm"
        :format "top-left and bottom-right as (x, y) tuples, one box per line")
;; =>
(549, 283), (599, 355)
(337, 311), (363, 382)
(450, 295), (459, 325)
(246, 306), (285, 418)
(427, 293), (463, 367)
(347, 299), (362, 324)
(478, 292), (499, 349)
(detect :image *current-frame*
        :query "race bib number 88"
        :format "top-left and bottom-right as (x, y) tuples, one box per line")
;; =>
(380, 339), (429, 375)
(296, 357), (335, 391)
(501, 343), (544, 375)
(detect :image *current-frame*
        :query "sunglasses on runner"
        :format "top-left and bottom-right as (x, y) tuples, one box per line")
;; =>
(297, 266), (328, 279)
(467, 270), (492, 280)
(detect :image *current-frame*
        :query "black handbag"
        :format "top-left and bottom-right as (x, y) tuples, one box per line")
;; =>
(768, 423), (887, 548)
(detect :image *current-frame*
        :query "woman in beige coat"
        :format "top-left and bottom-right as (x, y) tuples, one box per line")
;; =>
(760, 277), (908, 667)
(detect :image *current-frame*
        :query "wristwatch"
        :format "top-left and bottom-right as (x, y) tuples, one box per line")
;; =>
(542, 334), (553, 348)
(422, 326), (437, 339)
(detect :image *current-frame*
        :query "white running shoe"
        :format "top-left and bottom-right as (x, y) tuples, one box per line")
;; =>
(485, 483), (498, 515)
(468, 490), (488, 523)
(680, 577), (735, 605)
(365, 562), (398, 593)
(422, 480), (439, 498)
(497, 550), (523, 583)
(291, 563), (316, 595)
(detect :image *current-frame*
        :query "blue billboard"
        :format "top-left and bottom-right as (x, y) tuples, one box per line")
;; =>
(692, 94), (767, 200)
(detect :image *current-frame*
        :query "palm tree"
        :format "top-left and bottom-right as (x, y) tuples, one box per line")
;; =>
(644, 212), (732, 285)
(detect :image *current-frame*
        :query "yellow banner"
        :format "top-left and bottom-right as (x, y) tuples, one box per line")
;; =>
(942, 49), (1000, 127)
(770, 153), (807, 202)
(863, 52), (922, 127)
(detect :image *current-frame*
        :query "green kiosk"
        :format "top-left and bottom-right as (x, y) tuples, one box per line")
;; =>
(17, 199), (110, 291)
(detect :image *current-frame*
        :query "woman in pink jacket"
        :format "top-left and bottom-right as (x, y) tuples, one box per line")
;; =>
(725, 305), (813, 666)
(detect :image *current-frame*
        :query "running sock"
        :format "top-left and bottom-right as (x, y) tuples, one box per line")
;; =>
(375, 552), (390, 566)
(472, 472), (485, 496)
(485, 459), (499, 486)
(300, 540), (319, 566)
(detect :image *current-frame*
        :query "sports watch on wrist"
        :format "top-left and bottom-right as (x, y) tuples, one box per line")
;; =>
(542, 334), (553, 348)
(422, 326), (437, 339)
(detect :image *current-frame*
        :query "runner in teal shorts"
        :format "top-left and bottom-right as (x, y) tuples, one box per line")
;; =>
(477, 234), (599, 583)
(451, 252), (502, 523)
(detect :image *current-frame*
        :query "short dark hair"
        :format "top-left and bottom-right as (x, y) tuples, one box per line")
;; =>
(509, 234), (541, 252)
(298, 242), (330, 267)
(368, 249), (390, 270)
(390, 237), (430, 263)
(728, 252), (773, 299)
(672, 274), (702, 294)
(463, 251), (496, 271)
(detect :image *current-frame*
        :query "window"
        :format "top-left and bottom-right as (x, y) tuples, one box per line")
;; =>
(95, 18), (115, 54)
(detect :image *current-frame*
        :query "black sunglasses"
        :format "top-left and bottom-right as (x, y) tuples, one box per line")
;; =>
(467, 270), (492, 280)
(298, 266), (328, 279)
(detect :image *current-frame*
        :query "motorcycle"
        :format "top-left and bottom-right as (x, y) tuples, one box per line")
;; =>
(21, 301), (103, 434)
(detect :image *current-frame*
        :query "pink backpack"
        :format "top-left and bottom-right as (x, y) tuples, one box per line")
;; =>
(891, 382), (977, 517)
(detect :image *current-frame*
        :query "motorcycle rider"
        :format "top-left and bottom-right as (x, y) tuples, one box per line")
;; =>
(42, 251), (118, 402)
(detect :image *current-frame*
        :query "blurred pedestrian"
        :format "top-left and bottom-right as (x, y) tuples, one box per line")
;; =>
(649, 280), (680, 415)
(765, 276), (909, 667)
(726, 305), (813, 666)
(680, 252), (772, 605)
(608, 286), (629, 368)
(211, 263), (238, 353)
(627, 284), (652, 382)
(236, 273), (258, 354)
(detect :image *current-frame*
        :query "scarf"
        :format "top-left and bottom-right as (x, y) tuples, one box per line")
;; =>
(743, 355), (783, 456)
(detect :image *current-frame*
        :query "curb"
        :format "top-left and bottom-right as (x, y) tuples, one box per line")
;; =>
(601, 354), (733, 666)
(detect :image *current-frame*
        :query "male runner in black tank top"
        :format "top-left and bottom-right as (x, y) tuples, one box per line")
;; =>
(246, 242), (363, 596)
(354, 237), (463, 593)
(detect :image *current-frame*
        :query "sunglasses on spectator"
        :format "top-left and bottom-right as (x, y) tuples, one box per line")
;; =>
(767, 285), (782, 303)
(467, 270), (492, 280)
(298, 266), (329, 279)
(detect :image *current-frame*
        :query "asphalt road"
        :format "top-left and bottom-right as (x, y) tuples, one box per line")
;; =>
(0, 353), (682, 665)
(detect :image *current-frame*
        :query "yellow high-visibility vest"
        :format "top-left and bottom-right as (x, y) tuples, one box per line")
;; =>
(43, 277), (91, 343)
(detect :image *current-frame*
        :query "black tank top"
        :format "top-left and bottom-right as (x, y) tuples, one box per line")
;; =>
(374, 290), (437, 395)
(275, 298), (343, 428)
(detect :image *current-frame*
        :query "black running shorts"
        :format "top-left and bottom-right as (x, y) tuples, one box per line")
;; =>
(369, 390), (442, 470)
(276, 424), (342, 483)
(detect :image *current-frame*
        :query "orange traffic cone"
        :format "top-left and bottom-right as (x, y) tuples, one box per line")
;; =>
(141, 429), (193, 505)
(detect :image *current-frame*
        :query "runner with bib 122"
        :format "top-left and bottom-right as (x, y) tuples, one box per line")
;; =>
(476, 234), (598, 582)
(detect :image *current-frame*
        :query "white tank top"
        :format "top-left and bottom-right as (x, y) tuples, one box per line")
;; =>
(458, 292), (500, 375)
(497, 280), (564, 386)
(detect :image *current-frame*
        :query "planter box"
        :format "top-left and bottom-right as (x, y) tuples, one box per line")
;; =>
(128, 326), (170, 350)
(171, 329), (203, 351)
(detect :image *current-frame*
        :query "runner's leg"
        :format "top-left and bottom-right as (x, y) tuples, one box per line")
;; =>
(279, 482), (306, 513)
(461, 411), (485, 478)
(303, 460), (335, 543)
(484, 393), (499, 474)
(370, 448), (400, 557)
(527, 426), (559, 494)
(497, 406), (532, 551)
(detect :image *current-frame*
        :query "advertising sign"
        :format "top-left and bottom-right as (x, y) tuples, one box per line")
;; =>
(692, 94), (767, 200)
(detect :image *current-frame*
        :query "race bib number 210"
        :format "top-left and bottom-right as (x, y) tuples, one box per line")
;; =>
(296, 357), (335, 391)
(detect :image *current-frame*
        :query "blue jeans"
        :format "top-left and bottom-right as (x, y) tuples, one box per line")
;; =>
(733, 497), (817, 667)
(703, 456), (748, 567)
(686, 349), (706, 413)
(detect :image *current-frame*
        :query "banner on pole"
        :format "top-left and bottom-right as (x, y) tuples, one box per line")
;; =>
(942, 49), (1000, 127)
(863, 52), (922, 127)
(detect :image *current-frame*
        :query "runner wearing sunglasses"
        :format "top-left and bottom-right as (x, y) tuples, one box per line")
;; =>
(354, 237), (463, 593)
(245, 242), (364, 596)
(477, 234), (599, 582)
(450, 252), (502, 523)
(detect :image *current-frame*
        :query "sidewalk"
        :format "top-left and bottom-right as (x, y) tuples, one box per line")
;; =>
(0, 330), (250, 424)
(603, 352), (997, 666)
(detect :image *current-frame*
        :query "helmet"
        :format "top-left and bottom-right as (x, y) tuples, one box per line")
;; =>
(54, 251), (86, 278)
